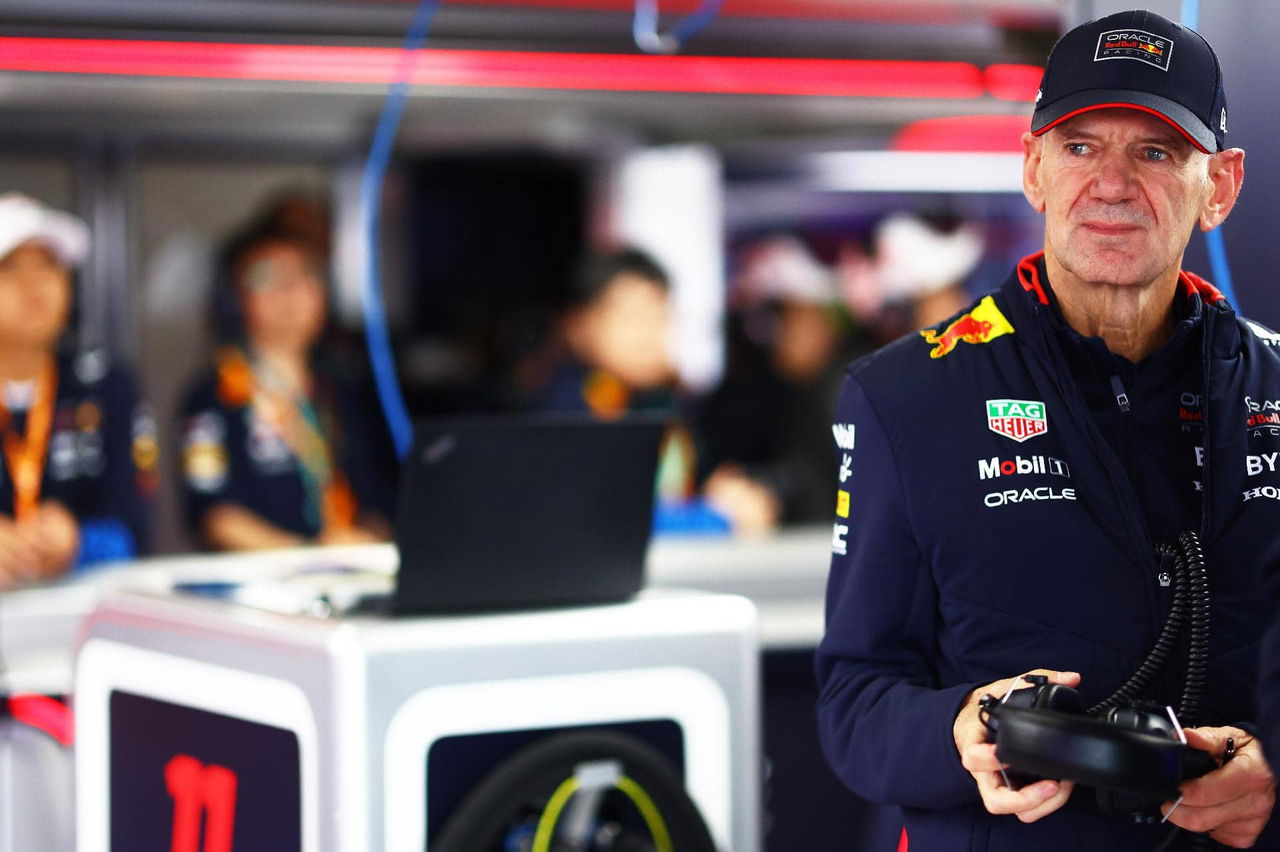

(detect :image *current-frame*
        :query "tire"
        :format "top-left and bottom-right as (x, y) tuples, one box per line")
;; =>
(430, 729), (718, 852)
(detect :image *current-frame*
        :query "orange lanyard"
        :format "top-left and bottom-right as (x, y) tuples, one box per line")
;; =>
(220, 347), (357, 533)
(0, 360), (57, 523)
(258, 395), (358, 533)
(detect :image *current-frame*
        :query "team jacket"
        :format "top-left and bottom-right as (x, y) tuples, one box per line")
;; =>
(179, 364), (395, 544)
(816, 254), (1280, 851)
(0, 351), (155, 565)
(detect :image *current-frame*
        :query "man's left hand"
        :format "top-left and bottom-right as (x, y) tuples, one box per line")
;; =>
(1162, 727), (1276, 848)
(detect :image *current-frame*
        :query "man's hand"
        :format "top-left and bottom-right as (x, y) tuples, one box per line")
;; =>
(1163, 727), (1276, 848)
(316, 525), (384, 547)
(29, 501), (79, 579)
(0, 512), (39, 590)
(954, 669), (1081, 822)
(703, 464), (781, 538)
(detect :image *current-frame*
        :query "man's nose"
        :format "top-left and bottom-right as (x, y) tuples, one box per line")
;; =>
(1089, 152), (1138, 203)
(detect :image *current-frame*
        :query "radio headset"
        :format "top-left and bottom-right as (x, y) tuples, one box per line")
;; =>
(981, 531), (1220, 850)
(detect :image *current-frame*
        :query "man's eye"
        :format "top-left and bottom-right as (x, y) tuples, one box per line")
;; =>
(1066, 143), (1091, 156)
(1144, 147), (1170, 162)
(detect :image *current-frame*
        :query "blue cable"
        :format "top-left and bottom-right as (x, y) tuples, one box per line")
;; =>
(633, 0), (725, 54)
(1180, 0), (1199, 31)
(1180, 0), (1240, 308)
(361, 0), (441, 459)
(1204, 228), (1237, 306)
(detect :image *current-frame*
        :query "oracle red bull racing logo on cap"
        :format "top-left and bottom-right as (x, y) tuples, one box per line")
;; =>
(920, 296), (1014, 359)
(987, 399), (1048, 443)
(1095, 29), (1172, 71)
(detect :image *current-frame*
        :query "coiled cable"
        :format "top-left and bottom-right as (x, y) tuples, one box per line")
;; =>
(1088, 530), (1210, 728)
(1085, 529), (1212, 852)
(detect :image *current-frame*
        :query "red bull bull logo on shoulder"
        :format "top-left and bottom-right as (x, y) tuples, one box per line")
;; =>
(920, 296), (1014, 359)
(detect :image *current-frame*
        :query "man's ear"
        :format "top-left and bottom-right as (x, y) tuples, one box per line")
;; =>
(1022, 132), (1046, 214)
(1199, 147), (1245, 232)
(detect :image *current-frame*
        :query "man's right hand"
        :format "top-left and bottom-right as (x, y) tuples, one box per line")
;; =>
(954, 668), (1081, 822)
(0, 512), (39, 590)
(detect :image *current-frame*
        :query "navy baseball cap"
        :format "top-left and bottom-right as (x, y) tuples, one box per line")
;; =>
(1030, 10), (1228, 153)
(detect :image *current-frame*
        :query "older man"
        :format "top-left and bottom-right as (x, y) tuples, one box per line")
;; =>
(817, 10), (1280, 851)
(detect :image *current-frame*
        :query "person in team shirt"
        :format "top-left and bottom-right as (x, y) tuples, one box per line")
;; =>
(0, 193), (155, 588)
(178, 218), (393, 550)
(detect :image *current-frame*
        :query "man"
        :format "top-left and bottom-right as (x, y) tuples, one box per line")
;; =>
(817, 11), (1280, 850)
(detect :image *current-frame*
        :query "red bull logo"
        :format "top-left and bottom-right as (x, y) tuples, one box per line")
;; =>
(920, 296), (1014, 359)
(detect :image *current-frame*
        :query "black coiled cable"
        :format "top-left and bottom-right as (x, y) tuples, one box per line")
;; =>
(1085, 531), (1212, 852)
(1087, 530), (1210, 727)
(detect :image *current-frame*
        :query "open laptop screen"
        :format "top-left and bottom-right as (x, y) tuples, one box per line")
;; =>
(392, 414), (666, 614)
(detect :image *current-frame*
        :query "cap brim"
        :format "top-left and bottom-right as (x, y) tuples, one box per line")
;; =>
(1031, 89), (1217, 153)
(0, 209), (90, 268)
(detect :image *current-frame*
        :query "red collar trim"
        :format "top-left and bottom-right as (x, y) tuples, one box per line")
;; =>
(1179, 268), (1225, 304)
(1016, 252), (1049, 306)
(1018, 251), (1225, 307)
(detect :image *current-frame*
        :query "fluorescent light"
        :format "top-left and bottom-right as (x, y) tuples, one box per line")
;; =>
(809, 151), (1025, 193)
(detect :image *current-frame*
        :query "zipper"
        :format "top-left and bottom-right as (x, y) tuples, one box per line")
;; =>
(1199, 313), (1214, 541)
(1024, 303), (1153, 566)
(1110, 375), (1131, 413)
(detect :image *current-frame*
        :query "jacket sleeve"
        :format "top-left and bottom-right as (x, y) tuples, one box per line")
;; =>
(815, 372), (982, 809)
(177, 380), (246, 539)
(75, 366), (154, 566)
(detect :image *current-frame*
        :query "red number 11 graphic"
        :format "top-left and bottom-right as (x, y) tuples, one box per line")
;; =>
(164, 754), (239, 852)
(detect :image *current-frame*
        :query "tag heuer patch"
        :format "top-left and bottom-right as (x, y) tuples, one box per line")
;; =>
(987, 399), (1048, 443)
(1095, 29), (1172, 71)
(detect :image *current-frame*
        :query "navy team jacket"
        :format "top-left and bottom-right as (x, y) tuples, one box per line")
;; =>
(0, 351), (154, 565)
(816, 254), (1280, 851)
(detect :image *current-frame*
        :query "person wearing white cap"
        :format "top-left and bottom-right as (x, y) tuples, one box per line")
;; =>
(0, 194), (155, 589)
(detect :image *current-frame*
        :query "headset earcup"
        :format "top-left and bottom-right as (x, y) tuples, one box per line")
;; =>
(1031, 683), (1085, 714)
(992, 706), (1193, 802)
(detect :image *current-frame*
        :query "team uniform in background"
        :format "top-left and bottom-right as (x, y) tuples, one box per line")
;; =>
(816, 254), (1280, 850)
(178, 350), (395, 545)
(0, 350), (156, 566)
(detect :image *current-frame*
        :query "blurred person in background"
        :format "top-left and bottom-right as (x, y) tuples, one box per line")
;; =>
(524, 247), (677, 419)
(178, 217), (394, 551)
(0, 194), (156, 588)
(697, 220), (983, 537)
(519, 247), (716, 523)
(837, 212), (985, 338)
(697, 236), (855, 535)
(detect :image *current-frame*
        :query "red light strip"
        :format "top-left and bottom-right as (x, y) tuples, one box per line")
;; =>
(0, 37), (1039, 101)
(893, 115), (1030, 152)
(445, 0), (977, 24)
(983, 63), (1042, 102)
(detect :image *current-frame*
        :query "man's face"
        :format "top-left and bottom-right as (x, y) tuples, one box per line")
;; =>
(1025, 109), (1216, 288)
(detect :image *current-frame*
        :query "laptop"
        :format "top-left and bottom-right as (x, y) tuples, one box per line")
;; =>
(386, 414), (666, 614)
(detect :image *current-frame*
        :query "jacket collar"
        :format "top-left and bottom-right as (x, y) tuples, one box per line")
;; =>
(1001, 252), (1240, 362)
